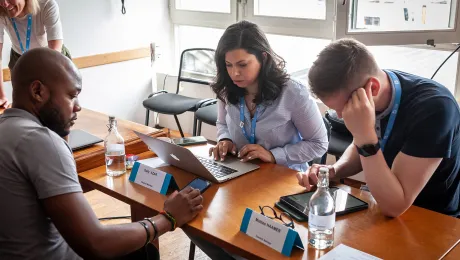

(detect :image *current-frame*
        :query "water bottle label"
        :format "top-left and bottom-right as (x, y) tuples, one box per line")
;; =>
(308, 212), (335, 230)
(107, 144), (125, 153)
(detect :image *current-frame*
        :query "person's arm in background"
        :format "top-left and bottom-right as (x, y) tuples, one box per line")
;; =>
(0, 18), (9, 108)
(297, 137), (363, 191)
(269, 83), (328, 167)
(211, 99), (237, 160)
(48, 39), (62, 52)
(0, 43), (8, 108)
(43, 0), (63, 52)
(332, 143), (363, 180)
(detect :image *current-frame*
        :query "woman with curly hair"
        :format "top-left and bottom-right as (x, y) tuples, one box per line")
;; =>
(209, 20), (328, 172)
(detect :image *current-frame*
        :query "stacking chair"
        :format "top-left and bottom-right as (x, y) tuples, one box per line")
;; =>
(324, 110), (353, 161)
(309, 117), (332, 165)
(143, 48), (216, 137)
(193, 99), (218, 136)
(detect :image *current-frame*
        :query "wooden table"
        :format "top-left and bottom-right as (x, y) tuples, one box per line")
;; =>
(79, 145), (460, 260)
(72, 108), (166, 173)
(442, 239), (460, 260)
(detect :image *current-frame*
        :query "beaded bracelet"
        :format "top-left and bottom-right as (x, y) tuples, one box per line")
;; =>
(160, 211), (177, 231)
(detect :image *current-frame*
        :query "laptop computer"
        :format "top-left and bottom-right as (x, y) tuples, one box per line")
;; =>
(134, 131), (260, 183)
(69, 129), (104, 151)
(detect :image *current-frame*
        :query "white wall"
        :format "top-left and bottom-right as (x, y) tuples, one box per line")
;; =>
(2, 0), (174, 127)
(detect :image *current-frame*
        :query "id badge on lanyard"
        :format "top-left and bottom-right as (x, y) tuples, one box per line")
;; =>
(239, 97), (260, 144)
(380, 70), (402, 152)
(11, 14), (32, 54)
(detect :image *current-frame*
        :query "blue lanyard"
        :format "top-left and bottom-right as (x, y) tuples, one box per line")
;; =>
(11, 14), (32, 54)
(239, 97), (260, 144)
(380, 70), (402, 152)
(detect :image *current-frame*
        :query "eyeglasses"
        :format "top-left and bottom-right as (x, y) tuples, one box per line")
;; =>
(259, 205), (294, 229)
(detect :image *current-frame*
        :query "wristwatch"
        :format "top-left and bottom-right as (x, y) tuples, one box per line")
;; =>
(356, 142), (381, 157)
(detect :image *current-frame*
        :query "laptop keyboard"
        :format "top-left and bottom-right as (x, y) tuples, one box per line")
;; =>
(197, 156), (238, 178)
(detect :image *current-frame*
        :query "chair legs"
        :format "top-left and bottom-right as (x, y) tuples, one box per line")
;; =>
(196, 120), (203, 136)
(145, 111), (185, 137)
(188, 241), (196, 260)
(174, 115), (185, 138)
(192, 116), (198, 136)
(145, 109), (150, 126)
(192, 116), (203, 136)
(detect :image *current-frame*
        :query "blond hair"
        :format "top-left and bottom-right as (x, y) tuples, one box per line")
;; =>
(0, 0), (40, 17)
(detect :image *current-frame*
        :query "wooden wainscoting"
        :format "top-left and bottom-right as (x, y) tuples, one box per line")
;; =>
(2, 47), (151, 82)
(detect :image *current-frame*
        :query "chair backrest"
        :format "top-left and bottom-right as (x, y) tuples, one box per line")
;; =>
(176, 48), (217, 94)
(309, 116), (332, 166)
(325, 109), (352, 137)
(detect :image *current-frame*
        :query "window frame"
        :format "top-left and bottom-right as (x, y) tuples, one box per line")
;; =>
(242, 0), (336, 39)
(169, 0), (460, 99)
(169, 0), (238, 29)
(335, 0), (460, 46)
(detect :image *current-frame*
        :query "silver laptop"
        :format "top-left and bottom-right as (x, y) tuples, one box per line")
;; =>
(134, 131), (259, 183)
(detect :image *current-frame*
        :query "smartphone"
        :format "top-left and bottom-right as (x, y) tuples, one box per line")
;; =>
(172, 136), (207, 146)
(181, 178), (211, 193)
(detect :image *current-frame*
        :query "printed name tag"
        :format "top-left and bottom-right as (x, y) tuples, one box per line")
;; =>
(240, 208), (304, 257)
(129, 161), (178, 194)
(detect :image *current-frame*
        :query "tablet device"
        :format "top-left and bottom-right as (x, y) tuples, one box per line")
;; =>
(280, 187), (368, 218)
(274, 201), (308, 222)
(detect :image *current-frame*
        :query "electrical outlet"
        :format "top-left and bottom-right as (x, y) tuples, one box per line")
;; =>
(150, 43), (161, 63)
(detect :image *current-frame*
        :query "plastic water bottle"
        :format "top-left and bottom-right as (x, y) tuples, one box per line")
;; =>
(308, 167), (335, 249)
(104, 116), (126, 177)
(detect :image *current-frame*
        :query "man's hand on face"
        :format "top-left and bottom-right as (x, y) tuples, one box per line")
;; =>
(342, 81), (379, 147)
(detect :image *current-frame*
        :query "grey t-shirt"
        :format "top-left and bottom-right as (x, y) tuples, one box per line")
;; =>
(0, 109), (82, 260)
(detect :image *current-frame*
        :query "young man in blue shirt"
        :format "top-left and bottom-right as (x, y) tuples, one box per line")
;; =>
(298, 38), (460, 217)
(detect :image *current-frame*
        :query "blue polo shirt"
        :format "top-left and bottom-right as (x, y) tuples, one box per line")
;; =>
(379, 70), (460, 217)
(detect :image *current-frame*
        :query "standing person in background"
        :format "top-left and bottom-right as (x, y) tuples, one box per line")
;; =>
(0, 0), (71, 108)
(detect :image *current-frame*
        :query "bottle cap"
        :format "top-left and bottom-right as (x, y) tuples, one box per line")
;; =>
(319, 167), (329, 174)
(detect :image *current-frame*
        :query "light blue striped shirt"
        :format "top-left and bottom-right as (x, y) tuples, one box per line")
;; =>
(217, 79), (328, 171)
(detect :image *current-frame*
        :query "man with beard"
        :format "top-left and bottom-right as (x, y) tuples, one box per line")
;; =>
(0, 48), (204, 260)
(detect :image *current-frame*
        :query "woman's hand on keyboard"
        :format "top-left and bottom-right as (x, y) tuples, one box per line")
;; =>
(238, 144), (275, 163)
(209, 139), (237, 161)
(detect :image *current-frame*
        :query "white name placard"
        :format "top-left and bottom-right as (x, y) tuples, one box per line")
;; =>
(129, 161), (177, 194)
(240, 208), (304, 257)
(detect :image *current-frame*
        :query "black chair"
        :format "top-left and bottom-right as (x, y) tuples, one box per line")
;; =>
(143, 48), (216, 137)
(193, 99), (218, 136)
(324, 110), (353, 161)
(309, 117), (332, 166)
